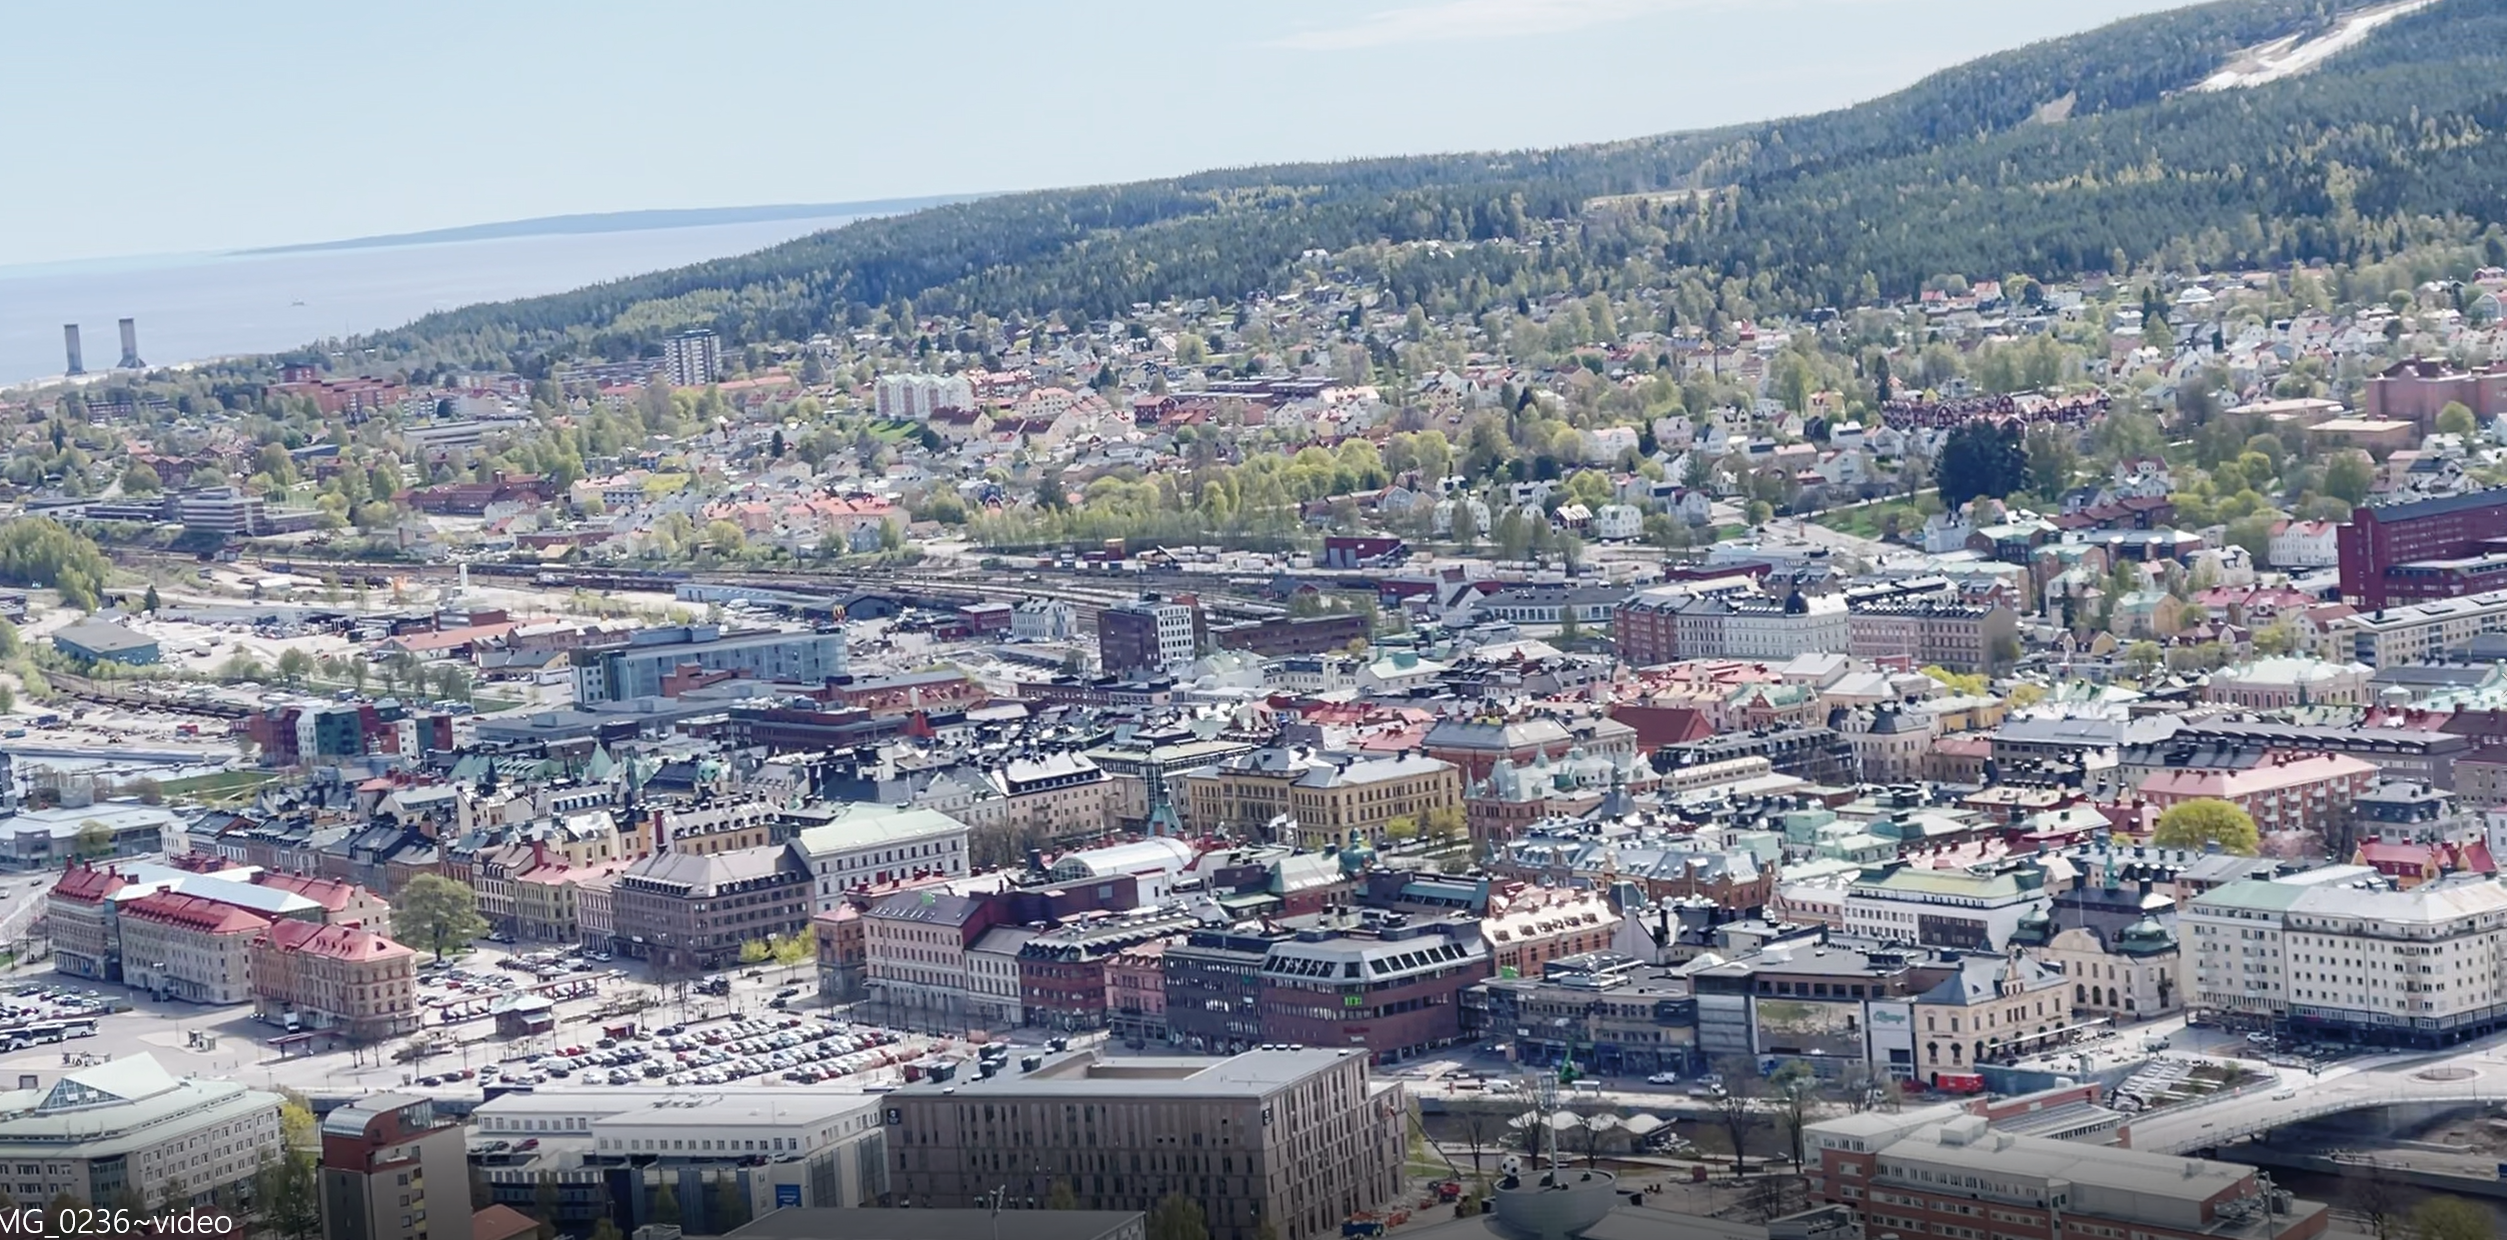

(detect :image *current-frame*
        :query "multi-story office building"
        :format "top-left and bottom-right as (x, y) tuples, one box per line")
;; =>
(1258, 912), (1489, 1063)
(1018, 910), (1197, 1032)
(1841, 860), (2051, 952)
(2337, 488), (2507, 608)
(611, 845), (812, 972)
(2184, 869), (2507, 1045)
(1687, 943), (1940, 1081)
(1099, 596), (1204, 676)
(1807, 1107), (2328, 1240)
(1178, 749), (1463, 849)
(249, 919), (420, 1041)
(48, 863), (129, 981)
(572, 625), (847, 704)
(119, 891), (268, 1004)
(318, 1093), (466, 1240)
(663, 329), (721, 388)
(1478, 952), (1700, 1076)
(789, 808), (972, 913)
(1164, 926), (1287, 1055)
(2328, 587), (2507, 666)
(0, 1055), (283, 1207)
(471, 1087), (888, 1227)
(881, 1046), (1407, 1240)
(865, 889), (1000, 1033)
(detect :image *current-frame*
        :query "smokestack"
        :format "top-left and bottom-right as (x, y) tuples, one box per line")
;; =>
(116, 318), (142, 370)
(62, 325), (83, 375)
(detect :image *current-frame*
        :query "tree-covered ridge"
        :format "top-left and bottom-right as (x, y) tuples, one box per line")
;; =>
(360, 0), (2481, 370)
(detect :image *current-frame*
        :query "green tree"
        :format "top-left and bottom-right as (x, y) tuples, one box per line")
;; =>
(707, 1177), (751, 1234)
(2437, 402), (2478, 438)
(2123, 640), (2163, 678)
(738, 939), (772, 965)
(73, 820), (112, 860)
(2407, 1196), (2489, 1240)
(142, 584), (160, 613)
(1047, 1180), (1080, 1210)
(274, 648), (314, 686)
(652, 1179), (681, 1227)
(1769, 1062), (1821, 1170)
(1936, 421), (2029, 512)
(120, 461), (162, 495)
(2322, 450), (2374, 508)
(391, 874), (491, 961)
(252, 1150), (321, 1240)
(1148, 1194), (1210, 1240)
(0, 518), (112, 611)
(590, 1222), (625, 1240)
(769, 932), (815, 968)
(2153, 798), (2260, 855)
(280, 1090), (318, 1149)
(536, 1174), (562, 1240)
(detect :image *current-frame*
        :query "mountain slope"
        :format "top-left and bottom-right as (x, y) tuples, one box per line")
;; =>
(238, 196), (981, 255)
(363, 0), (2496, 368)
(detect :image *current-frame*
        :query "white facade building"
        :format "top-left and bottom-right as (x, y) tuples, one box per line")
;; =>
(2184, 869), (2507, 1044)
(1011, 598), (1078, 642)
(663, 330), (720, 388)
(875, 373), (975, 420)
(790, 808), (972, 913)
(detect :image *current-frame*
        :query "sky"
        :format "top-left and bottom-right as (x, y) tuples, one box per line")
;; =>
(0, 0), (2212, 267)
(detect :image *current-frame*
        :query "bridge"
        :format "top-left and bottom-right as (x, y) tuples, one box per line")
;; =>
(2130, 1051), (2507, 1155)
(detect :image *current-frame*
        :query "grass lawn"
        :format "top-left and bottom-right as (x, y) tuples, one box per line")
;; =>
(1812, 498), (1926, 540)
(157, 769), (285, 804)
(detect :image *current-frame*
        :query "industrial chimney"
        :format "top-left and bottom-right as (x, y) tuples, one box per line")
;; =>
(62, 325), (83, 375)
(116, 318), (143, 370)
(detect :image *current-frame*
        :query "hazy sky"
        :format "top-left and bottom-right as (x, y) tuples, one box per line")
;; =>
(0, 0), (2209, 266)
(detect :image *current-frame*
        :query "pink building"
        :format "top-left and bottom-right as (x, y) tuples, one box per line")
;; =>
(2136, 750), (2379, 837)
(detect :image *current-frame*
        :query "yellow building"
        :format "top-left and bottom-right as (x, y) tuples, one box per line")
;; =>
(1181, 749), (1462, 849)
(1911, 952), (2072, 1085)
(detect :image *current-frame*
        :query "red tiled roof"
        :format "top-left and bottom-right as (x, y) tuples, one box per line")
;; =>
(260, 917), (414, 963)
(122, 891), (272, 936)
(50, 864), (127, 905)
(252, 871), (360, 912)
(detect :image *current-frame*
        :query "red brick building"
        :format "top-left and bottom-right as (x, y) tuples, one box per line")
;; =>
(2337, 488), (2507, 608)
(1256, 915), (1491, 1064)
(2364, 357), (2507, 428)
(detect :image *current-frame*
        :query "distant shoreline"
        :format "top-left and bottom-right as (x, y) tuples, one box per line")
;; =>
(236, 195), (984, 256)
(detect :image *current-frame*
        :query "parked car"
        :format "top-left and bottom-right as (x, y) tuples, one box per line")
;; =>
(1646, 1072), (1680, 1085)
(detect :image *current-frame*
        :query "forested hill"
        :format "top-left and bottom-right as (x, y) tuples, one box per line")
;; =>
(364, 0), (2500, 370)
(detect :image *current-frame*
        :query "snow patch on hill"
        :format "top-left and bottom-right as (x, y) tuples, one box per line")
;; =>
(2194, 0), (2438, 92)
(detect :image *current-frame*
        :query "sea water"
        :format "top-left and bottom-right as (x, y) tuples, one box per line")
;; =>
(0, 214), (868, 385)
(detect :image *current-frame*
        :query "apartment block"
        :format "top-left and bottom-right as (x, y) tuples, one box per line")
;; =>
(249, 919), (421, 1042)
(318, 1093), (466, 1240)
(2184, 870), (2507, 1045)
(2136, 750), (2379, 838)
(881, 1047), (1406, 1240)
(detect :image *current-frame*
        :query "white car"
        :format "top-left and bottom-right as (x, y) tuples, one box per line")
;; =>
(1646, 1072), (1680, 1085)
(2270, 1089), (2297, 1100)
